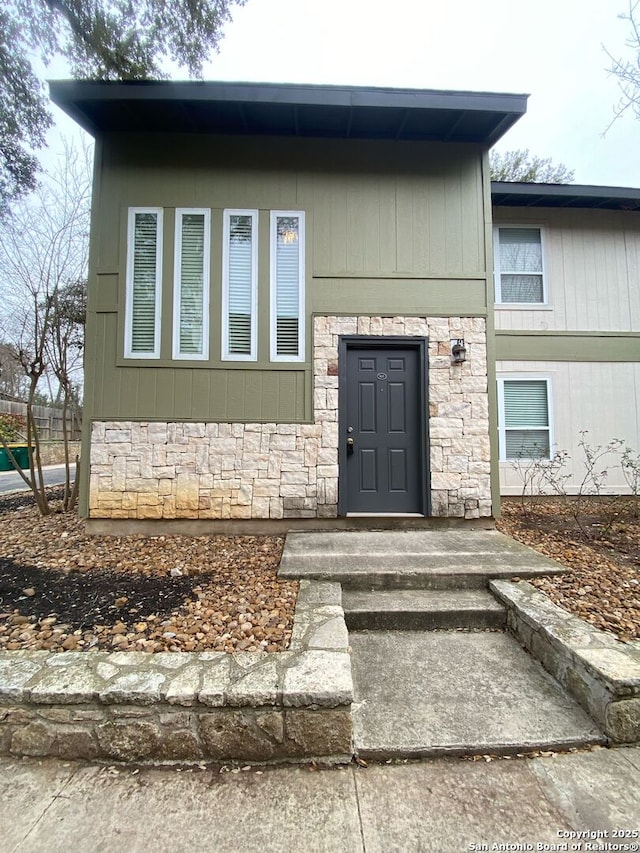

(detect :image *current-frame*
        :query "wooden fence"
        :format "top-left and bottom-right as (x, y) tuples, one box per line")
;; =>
(0, 399), (82, 441)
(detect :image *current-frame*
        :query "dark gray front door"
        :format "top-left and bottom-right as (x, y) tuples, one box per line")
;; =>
(344, 345), (423, 513)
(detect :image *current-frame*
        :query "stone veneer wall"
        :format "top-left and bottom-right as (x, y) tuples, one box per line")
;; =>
(0, 581), (355, 764)
(89, 316), (491, 520)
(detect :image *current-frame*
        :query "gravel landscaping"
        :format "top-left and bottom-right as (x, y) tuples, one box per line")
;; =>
(0, 490), (297, 654)
(496, 497), (640, 643)
(1, 488), (638, 654)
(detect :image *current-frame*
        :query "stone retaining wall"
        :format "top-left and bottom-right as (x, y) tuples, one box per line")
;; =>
(89, 315), (491, 521)
(491, 580), (640, 744)
(0, 582), (354, 764)
(38, 441), (81, 467)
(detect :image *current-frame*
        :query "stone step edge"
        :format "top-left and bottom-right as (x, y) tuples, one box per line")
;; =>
(490, 579), (640, 745)
(279, 569), (563, 590)
(354, 732), (606, 761)
(342, 591), (506, 628)
(342, 589), (505, 610)
(279, 557), (564, 571)
(0, 580), (354, 764)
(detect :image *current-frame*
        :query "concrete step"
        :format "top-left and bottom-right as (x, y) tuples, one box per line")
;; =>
(350, 630), (606, 760)
(343, 589), (506, 630)
(279, 531), (563, 590)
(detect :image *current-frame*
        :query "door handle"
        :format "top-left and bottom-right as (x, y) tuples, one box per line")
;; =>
(346, 437), (355, 455)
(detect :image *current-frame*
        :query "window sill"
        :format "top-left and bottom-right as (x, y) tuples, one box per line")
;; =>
(494, 303), (553, 311)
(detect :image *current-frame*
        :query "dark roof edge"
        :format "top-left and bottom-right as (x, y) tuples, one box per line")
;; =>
(49, 79), (529, 114)
(491, 181), (640, 211)
(491, 181), (640, 199)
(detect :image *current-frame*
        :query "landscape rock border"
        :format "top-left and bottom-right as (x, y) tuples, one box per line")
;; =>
(0, 581), (353, 763)
(491, 580), (640, 744)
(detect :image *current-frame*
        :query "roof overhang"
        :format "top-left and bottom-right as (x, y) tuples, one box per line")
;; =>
(491, 181), (640, 211)
(49, 80), (527, 146)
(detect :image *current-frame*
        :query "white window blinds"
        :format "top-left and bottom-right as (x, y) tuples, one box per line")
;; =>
(497, 227), (544, 303)
(271, 211), (305, 361)
(222, 210), (257, 360)
(125, 208), (162, 358)
(173, 209), (210, 359)
(501, 379), (551, 459)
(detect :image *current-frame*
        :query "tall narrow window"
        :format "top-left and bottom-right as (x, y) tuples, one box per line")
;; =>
(222, 210), (257, 360)
(495, 227), (545, 304)
(498, 378), (552, 460)
(125, 208), (163, 358)
(173, 209), (210, 360)
(270, 211), (305, 362)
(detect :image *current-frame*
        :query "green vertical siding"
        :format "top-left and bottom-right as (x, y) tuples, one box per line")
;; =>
(86, 133), (489, 423)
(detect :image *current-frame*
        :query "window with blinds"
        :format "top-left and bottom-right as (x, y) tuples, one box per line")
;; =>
(222, 210), (257, 361)
(495, 227), (545, 304)
(173, 209), (210, 360)
(498, 378), (551, 460)
(270, 211), (305, 361)
(125, 208), (163, 358)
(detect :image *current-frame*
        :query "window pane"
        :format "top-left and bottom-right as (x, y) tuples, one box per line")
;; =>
(501, 274), (544, 303)
(178, 213), (205, 355)
(504, 380), (549, 427)
(505, 429), (550, 459)
(131, 212), (158, 353)
(275, 216), (300, 356)
(227, 214), (254, 355)
(499, 228), (542, 272)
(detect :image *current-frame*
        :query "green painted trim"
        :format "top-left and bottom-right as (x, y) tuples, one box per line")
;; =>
(495, 331), (640, 362)
(312, 278), (487, 317)
(497, 330), (640, 337)
(87, 416), (314, 425)
(79, 140), (104, 518)
(113, 354), (309, 370)
(313, 273), (486, 280)
(483, 151), (501, 519)
(94, 274), (119, 312)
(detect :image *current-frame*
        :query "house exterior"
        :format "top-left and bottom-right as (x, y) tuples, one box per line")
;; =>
(49, 81), (640, 526)
(492, 182), (640, 495)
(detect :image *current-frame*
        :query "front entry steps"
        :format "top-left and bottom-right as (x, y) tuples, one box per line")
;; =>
(350, 630), (606, 760)
(278, 530), (565, 590)
(343, 589), (506, 631)
(278, 530), (607, 759)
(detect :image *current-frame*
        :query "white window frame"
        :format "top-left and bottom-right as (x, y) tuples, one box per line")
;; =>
(494, 225), (549, 308)
(221, 209), (258, 362)
(124, 207), (163, 359)
(270, 210), (306, 363)
(497, 374), (554, 461)
(172, 208), (211, 361)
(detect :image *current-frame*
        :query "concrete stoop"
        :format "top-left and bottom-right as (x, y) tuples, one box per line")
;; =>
(279, 529), (565, 589)
(279, 529), (611, 758)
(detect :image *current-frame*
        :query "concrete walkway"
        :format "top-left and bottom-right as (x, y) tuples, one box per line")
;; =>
(350, 631), (604, 758)
(280, 530), (606, 757)
(2, 748), (639, 852)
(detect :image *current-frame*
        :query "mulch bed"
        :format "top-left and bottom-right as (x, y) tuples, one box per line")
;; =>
(496, 496), (640, 643)
(1, 488), (638, 654)
(0, 489), (297, 654)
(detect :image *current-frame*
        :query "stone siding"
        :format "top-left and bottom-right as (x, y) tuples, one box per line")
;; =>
(89, 316), (491, 520)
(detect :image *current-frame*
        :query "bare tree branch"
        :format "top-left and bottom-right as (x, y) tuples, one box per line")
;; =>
(0, 138), (90, 513)
(605, 1), (640, 131)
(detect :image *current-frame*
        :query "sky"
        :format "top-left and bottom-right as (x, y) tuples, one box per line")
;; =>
(48, 0), (640, 188)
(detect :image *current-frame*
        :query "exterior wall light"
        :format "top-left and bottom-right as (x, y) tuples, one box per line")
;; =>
(451, 339), (467, 363)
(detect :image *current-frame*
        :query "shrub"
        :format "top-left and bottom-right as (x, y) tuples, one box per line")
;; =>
(0, 413), (26, 443)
